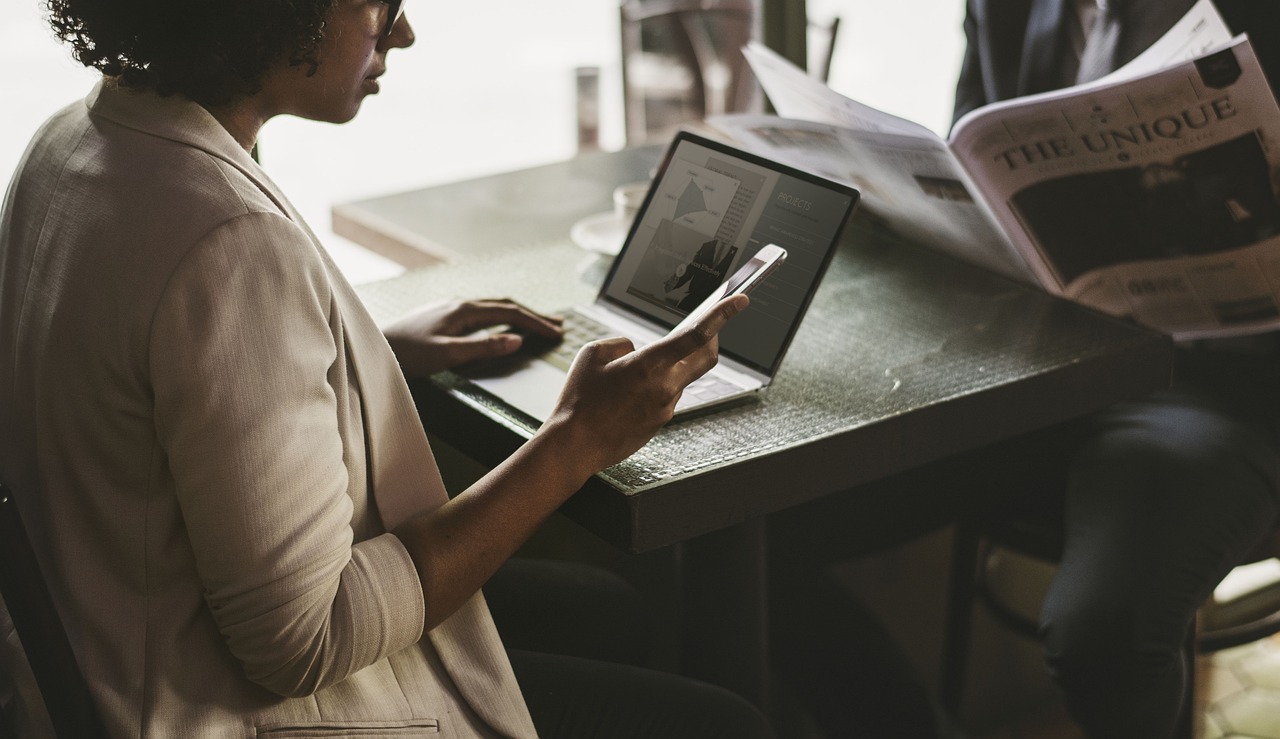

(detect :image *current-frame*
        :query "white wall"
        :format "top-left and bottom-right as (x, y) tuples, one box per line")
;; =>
(808, 0), (967, 136)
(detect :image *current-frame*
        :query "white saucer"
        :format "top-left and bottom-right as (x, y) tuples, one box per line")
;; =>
(570, 211), (631, 255)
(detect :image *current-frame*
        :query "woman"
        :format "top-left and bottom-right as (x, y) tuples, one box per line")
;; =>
(0, 0), (771, 736)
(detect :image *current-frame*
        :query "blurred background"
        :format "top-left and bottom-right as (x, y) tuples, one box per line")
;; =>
(0, 0), (965, 285)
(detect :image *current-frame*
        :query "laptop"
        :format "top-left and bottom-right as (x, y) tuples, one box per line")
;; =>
(461, 131), (860, 423)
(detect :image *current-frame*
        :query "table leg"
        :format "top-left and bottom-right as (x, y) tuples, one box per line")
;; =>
(679, 518), (772, 714)
(940, 521), (980, 716)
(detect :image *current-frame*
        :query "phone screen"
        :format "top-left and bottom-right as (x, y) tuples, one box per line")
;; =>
(671, 245), (786, 335)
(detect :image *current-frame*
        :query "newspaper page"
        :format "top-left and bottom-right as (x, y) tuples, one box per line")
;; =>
(712, 44), (1037, 284)
(950, 35), (1280, 337)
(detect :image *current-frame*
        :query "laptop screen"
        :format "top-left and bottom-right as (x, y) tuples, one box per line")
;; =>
(598, 132), (860, 376)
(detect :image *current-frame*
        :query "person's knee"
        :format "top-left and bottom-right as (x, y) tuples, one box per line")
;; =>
(1077, 402), (1276, 496)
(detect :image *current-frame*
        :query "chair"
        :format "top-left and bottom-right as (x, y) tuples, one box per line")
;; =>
(939, 484), (1280, 738)
(619, 0), (763, 145)
(807, 15), (840, 84)
(0, 484), (108, 738)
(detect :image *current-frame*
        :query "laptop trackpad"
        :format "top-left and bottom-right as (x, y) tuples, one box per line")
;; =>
(467, 358), (566, 423)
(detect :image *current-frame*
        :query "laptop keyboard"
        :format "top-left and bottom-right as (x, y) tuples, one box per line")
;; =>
(543, 312), (612, 371)
(544, 312), (746, 411)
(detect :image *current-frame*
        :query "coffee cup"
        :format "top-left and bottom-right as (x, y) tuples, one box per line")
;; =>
(613, 182), (649, 223)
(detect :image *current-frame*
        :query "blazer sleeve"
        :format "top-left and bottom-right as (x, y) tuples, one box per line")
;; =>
(149, 210), (426, 697)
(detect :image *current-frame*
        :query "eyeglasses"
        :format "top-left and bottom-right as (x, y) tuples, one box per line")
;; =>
(381, 0), (405, 38)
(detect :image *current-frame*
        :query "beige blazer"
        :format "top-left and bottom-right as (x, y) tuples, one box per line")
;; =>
(0, 80), (536, 738)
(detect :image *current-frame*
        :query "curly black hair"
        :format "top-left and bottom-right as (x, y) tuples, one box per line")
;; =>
(45, 0), (337, 107)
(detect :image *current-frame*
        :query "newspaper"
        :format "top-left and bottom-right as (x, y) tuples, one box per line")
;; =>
(708, 0), (1280, 338)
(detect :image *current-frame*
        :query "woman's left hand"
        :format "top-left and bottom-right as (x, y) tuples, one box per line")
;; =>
(382, 298), (562, 377)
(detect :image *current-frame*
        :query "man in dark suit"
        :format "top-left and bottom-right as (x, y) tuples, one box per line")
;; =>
(955, 0), (1280, 120)
(954, 1), (1280, 736)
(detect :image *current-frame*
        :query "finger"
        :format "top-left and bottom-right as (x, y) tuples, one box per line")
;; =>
(501, 306), (565, 338)
(461, 300), (564, 337)
(656, 294), (749, 360)
(666, 334), (722, 390)
(442, 332), (524, 366)
(472, 298), (561, 320)
(472, 298), (562, 324)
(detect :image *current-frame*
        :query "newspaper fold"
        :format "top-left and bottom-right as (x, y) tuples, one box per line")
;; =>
(710, 0), (1280, 338)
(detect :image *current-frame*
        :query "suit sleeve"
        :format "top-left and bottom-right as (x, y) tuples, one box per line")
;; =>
(1219, 0), (1280, 99)
(953, 0), (990, 127)
(149, 210), (425, 697)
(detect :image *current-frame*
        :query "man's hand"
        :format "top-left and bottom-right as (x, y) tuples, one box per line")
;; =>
(382, 298), (562, 377)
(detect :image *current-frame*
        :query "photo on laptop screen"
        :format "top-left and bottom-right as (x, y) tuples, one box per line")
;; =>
(462, 131), (860, 423)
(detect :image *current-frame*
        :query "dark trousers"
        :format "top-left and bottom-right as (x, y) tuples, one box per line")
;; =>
(1041, 347), (1280, 738)
(770, 566), (955, 739)
(485, 558), (775, 739)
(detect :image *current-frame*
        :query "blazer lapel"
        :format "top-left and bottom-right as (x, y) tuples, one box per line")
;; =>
(268, 187), (540, 739)
(313, 223), (539, 739)
(324, 253), (538, 739)
(235, 135), (541, 739)
(233, 154), (541, 739)
(311, 236), (448, 528)
(1019, 0), (1070, 96)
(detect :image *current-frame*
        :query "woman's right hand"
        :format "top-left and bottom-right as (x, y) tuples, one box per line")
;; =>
(538, 294), (750, 478)
(393, 295), (747, 631)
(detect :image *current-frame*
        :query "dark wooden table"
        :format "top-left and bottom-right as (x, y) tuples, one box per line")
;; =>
(346, 145), (1173, 712)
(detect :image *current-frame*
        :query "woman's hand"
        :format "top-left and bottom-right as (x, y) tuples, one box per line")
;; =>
(382, 298), (562, 377)
(391, 293), (748, 629)
(538, 293), (750, 478)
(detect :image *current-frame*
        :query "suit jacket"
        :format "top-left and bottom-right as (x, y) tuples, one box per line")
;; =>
(953, 0), (1280, 122)
(0, 79), (536, 738)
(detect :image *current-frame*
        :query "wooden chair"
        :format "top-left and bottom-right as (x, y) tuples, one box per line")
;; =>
(619, 0), (762, 145)
(0, 483), (108, 738)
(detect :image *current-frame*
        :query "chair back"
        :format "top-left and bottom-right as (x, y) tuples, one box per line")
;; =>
(807, 15), (840, 84)
(0, 484), (108, 738)
(620, 0), (762, 144)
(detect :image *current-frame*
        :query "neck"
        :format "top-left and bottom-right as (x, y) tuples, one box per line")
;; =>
(204, 97), (271, 154)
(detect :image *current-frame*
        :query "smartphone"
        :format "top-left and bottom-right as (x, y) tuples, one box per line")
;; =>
(670, 244), (787, 335)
